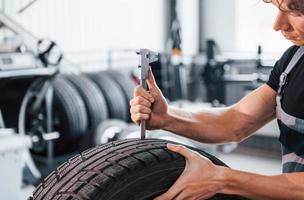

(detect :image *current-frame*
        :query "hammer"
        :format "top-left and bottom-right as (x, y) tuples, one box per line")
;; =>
(136, 49), (159, 139)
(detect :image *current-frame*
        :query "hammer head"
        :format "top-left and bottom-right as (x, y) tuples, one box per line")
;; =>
(136, 49), (159, 80)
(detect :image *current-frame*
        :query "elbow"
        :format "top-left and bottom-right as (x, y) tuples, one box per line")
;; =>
(226, 127), (248, 143)
(226, 133), (243, 143)
(231, 133), (245, 143)
(224, 114), (256, 143)
(218, 107), (250, 143)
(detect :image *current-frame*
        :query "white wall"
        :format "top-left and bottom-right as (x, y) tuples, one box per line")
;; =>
(178, 0), (199, 56)
(201, 0), (237, 52)
(235, 0), (290, 53)
(2, 0), (166, 68)
(201, 0), (291, 54)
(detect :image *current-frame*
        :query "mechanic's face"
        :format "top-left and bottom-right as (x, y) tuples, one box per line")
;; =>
(272, 0), (304, 46)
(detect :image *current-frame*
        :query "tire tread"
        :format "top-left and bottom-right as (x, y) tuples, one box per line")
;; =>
(32, 139), (249, 200)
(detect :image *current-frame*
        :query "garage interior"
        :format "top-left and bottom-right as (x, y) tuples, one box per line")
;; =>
(0, 0), (290, 199)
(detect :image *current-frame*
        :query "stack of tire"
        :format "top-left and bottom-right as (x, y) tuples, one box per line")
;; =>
(48, 70), (136, 154)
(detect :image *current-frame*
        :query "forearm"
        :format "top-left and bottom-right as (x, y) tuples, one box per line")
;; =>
(162, 106), (265, 143)
(221, 168), (304, 200)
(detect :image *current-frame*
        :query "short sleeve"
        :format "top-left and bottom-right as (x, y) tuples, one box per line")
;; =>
(266, 60), (282, 91)
(266, 46), (297, 92)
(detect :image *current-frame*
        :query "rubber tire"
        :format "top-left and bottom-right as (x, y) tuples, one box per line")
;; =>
(52, 75), (88, 140)
(65, 74), (108, 130)
(105, 70), (136, 122)
(87, 72), (128, 121)
(94, 119), (128, 145)
(31, 139), (249, 200)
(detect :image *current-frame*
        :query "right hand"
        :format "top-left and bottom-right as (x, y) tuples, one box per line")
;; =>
(130, 67), (168, 130)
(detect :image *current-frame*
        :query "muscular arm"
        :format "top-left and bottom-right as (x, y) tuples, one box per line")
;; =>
(163, 84), (277, 143)
(131, 70), (277, 144)
(154, 144), (304, 200)
(221, 168), (304, 200)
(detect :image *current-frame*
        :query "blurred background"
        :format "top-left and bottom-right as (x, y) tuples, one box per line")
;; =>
(0, 0), (289, 199)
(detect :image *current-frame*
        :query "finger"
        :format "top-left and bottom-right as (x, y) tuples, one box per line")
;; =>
(133, 120), (140, 126)
(153, 181), (184, 200)
(174, 191), (189, 200)
(153, 190), (180, 200)
(130, 96), (152, 108)
(133, 85), (155, 102)
(146, 67), (158, 90)
(167, 144), (211, 163)
(130, 105), (151, 115)
(166, 144), (195, 160)
(131, 113), (149, 122)
(174, 188), (200, 200)
(130, 115), (140, 126)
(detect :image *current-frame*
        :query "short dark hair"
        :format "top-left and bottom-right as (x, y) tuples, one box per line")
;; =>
(263, 0), (304, 14)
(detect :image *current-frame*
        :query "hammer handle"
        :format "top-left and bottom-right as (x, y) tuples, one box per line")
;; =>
(140, 79), (147, 139)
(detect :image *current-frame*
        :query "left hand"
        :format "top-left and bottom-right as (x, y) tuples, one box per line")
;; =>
(154, 143), (226, 200)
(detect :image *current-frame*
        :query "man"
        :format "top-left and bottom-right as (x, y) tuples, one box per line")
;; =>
(130, 0), (304, 199)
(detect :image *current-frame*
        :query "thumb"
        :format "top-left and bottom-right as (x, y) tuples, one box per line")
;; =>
(166, 143), (194, 160)
(146, 67), (158, 90)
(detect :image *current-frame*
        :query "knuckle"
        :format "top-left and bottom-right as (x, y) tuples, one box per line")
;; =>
(133, 114), (140, 121)
(131, 116), (136, 123)
(130, 106), (137, 113)
(146, 101), (152, 107)
(175, 145), (184, 151)
(134, 113), (147, 120)
(138, 106), (144, 113)
(142, 114), (149, 120)
(137, 97), (144, 104)
(135, 113), (141, 118)
(134, 96), (144, 104)
(131, 115), (137, 121)
(136, 106), (143, 113)
(140, 106), (150, 113)
(190, 152), (200, 160)
(148, 93), (154, 100)
(134, 86), (142, 96)
(129, 99), (134, 106)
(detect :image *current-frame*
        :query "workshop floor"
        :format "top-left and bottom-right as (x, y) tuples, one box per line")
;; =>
(21, 185), (35, 200)
(218, 149), (282, 175)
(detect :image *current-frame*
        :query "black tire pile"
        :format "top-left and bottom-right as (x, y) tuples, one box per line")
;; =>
(48, 70), (136, 154)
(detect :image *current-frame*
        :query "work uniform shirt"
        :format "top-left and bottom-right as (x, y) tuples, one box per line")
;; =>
(267, 45), (304, 172)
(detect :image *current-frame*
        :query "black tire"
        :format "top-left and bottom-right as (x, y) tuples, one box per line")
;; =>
(52, 75), (88, 140)
(31, 139), (249, 200)
(105, 70), (136, 122)
(87, 72), (128, 121)
(65, 74), (108, 130)
(94, 119), (128, 145)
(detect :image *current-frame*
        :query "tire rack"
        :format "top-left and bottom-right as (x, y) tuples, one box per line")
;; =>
(0, 11), (64, 179)
(0, 11), (139, 180)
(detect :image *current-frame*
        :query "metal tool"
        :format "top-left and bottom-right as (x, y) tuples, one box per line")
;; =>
(136, 49), (159, 139)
